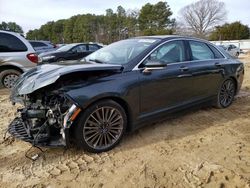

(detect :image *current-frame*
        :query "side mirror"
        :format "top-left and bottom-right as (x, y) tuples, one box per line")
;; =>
(145, 60), (167, 69)
(143, 60), (167, 74)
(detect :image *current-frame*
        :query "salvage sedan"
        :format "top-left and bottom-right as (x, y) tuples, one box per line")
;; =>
(8, 36), (244, 153)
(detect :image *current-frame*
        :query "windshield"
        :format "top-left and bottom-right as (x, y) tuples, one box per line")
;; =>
(56, 44), (76, 52)
(84, 38), (159, 65)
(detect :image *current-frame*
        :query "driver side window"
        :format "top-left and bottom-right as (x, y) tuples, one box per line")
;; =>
(145, 40), (185, 65)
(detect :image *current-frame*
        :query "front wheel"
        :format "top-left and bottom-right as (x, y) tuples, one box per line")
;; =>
(215, 79), (236, 108)
(74, 100), (127, 153)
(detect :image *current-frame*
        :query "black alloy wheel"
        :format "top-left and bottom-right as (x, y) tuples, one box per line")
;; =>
(74, 100), (127, 153)
(217, 79), (236, 108)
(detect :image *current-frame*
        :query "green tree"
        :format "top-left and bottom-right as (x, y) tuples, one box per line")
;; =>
(209, 21), (250, 40)
(63, 16), (77, 43)
(25, 1), (177, 44)
(139, 1), (175, 35)
(125, 9), (140, 37)
(0, 21), (24, 33)
(117, 6), (126, 39)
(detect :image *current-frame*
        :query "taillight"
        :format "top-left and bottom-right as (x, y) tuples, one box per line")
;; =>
(27, 53), (38, 63)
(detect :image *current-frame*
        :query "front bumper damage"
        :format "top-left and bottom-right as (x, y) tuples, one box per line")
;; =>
(8, 117), (67, 147)
(8, 102), (81, 148)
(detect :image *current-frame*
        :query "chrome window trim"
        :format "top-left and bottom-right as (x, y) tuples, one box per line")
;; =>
(132, 38), (227, 71)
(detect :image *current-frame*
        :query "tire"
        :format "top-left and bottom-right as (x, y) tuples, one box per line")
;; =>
(0, 69), (21, 89)
(74, 100), (127, 153)
(215, 78), (236, 108)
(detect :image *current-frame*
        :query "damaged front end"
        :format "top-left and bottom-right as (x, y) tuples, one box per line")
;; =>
(7, 62), (122, 147)
(8, 90), (81, 147)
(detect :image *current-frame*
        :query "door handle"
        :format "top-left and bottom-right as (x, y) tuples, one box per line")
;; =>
(215, 62), (222, 67)
(179, 66), (189, 72)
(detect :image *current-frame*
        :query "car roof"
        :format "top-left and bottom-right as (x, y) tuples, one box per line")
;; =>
(0, 29), (24, 37)
(135, 35), (182, 39)
(134, 35), (211, 43)
(29, 40), (51, 43)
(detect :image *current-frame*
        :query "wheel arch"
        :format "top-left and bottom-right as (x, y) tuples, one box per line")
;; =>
(71, 96), (133, 133)
(0, 65), (24, 73)
(229, 76), (238, 94)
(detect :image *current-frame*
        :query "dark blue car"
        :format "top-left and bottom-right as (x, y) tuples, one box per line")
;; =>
(9, 36), (244, 153)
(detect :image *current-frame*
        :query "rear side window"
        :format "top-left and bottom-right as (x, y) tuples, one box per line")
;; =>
(0, 33), (27, 52)
(88, 44), (99, 51)
(30, 42), (47, 47)
(208, 44), (224, 59)
(189, 41), (214, 60)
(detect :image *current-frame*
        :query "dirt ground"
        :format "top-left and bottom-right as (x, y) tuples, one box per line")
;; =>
(0, 55), (250, 188)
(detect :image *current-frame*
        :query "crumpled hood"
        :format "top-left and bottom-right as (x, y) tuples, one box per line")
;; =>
(11, 62), (123, 97)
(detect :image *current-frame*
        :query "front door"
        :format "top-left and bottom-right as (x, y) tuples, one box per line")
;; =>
(139, 40), (194, 117)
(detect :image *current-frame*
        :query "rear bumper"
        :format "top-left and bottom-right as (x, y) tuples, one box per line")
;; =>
(8, 117), (68, 148)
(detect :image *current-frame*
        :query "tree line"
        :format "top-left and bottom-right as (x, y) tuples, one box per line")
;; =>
(0, 22), (24, 34)
(25, 2), (175, 44)
(1, 0), (249, 44)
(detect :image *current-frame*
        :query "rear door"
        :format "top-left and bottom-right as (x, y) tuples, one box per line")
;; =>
(187, 40), (226, 99)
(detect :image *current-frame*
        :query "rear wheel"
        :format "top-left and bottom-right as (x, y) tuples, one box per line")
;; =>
(0, 69), (21, 88)
(74, 100), (127, 153)
(215, 79), (236, 108)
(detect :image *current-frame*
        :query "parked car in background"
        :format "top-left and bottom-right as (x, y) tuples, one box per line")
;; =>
(38, 43), (102, 63)
(9, 36), (244, 153)
(29, 40), (56, 54)
(0, 30), (38, 88)
(218, 44), (240, 57)
(56, 44), (66, 48)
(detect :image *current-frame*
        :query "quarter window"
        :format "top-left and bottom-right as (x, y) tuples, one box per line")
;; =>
(146, 40), (185, 64)
(189, 41), (215, 60)
(207, 44), (224, 59)
(0, 33), (27, 52)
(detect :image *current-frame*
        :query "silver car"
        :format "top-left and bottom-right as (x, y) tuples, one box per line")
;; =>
(0, 30), (38, 88)
(29, 40), (56, 54)
(219, 44), (240, 57)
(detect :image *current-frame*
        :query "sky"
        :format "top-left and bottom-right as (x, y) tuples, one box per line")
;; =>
(0, 0), (250, 34)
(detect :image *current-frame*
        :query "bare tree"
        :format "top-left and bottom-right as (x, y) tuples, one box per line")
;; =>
(179, 0), (227, 38)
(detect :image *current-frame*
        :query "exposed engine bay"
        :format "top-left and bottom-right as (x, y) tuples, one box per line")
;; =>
(9, 89), (81, 147)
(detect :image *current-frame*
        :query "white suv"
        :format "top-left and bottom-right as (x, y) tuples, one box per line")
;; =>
(0, 30), (38, 88)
